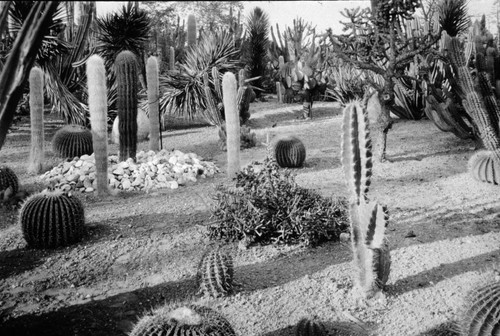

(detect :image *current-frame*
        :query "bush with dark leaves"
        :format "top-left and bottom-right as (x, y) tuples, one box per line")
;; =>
(209, 157), (349, 246)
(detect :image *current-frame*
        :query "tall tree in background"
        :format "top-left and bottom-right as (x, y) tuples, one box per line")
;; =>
(241, 7), (269, 98)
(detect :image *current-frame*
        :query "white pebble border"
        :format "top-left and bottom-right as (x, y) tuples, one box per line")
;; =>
(40, 149), (219, 193)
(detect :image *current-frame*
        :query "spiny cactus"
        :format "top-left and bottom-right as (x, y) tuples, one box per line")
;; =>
(469, 150), (500, 185)
(19, 189), (85, 249)
(28, 66), (44, 174)
(0, 166), (19, 201)
(295, 317), (327, 336)
(274, 136), (306, 168)
(187, 14), (197, 48)
(456, 280), (500, 335)
(129, 304), (236, 336)
(146, 56), (160, 151)
(223, 72), (240, 179)
(197, 248), (234, 298)
(340, 100), (391, 300)
(115, 50), (139, 162)
(52, 125), (93, 159)
(169, 46), (175, 71)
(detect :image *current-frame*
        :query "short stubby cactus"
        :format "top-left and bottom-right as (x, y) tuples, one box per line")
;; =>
(0, 166), (19, 200)
(129, 304), (236, 336)
(274, 136), (306, 168)
(197, 248), (234, 298)
(295, 317), (328, 336)
(469, 151), (500, 185)
(52, 124), (93, 159)
(19, 189), (85, 249)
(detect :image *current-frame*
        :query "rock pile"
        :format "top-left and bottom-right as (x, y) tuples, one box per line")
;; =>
(40, 150), (219, 193)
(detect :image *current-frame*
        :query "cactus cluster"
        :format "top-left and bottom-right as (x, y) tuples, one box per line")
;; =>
(295, 317), (327, 336)
(51, 124), (93, 159)
(340, 100), (391, 299)
(0, 166), (19, 200)
(274, 136), (306, 168)
(19, 189), (85, 249)
(129, 304), (236, 336)
(197, 248), (234, 298)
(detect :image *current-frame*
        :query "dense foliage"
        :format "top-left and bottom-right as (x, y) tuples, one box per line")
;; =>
(209, 157), (349, 246)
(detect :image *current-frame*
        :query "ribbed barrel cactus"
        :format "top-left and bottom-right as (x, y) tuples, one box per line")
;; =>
(52, 124), (93, 158)
(129, 304), (236, 336)
(197, 248), (234, 298)
(274, 136), (306, 168)
(295, 317), (327, 336)
(19, 189), (85, 249)
(0, 166), (19, 200)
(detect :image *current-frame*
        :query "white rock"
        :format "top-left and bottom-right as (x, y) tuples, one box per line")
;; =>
(111, 107), (150, 144)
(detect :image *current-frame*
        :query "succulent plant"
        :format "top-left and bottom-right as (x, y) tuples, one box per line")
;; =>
(0, 166), (19, 200)
(197, 248), (234, 298)
(274, 136), (306, 168)
(146, 56), (160, 151)
(469, 150), (500, 185)
(51, 124), (93, 159)
(223, 72), (240, 179)
(295, 317), (328, 336)
(129, 304), (236, 336)
(19, 189), (85, 249)
(28, 66), (44, 174)
(187, 14), (197, 48)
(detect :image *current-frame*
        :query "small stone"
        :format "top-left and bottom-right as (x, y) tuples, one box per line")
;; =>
(339, 232), (350, 242)
(122, 179), (131, 190)
(170, 181), (179, 189)
(84, 187), (94, 193)
(74, 160), (83, 168)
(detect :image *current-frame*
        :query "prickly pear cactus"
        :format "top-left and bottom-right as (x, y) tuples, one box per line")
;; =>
(129, 304), (236, 336)
(19, 189), (85, 249)
(274, 136), (306, 168)
(52, 124), (93, 159)
(0, 166), (19, 200)
(197, 248), (234, 298)
(295, 317), (327, 336)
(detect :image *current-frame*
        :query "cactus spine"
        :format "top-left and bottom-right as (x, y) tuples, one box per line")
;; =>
(86, 55), (109, 196)
(146, 56), (160, 151)
(28, 67), (44, 174)
(197, 248), (234, 298)
(223, 72), (240, 178)
(340, 100), (391, 300)
(187, 14), (197, 48)
(0, 166), (19, 200)
(52, 125), (93, 159)
(115, 51), (139, 162)
(295, 317), (327, 336)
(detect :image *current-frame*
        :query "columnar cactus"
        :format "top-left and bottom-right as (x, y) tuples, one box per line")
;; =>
(19, 189), (85, 249)
(295, 317), (327, 336)
(129, 304), (236, 336)
(169, 46), (175, 71)
(341, 100), (391, 300)
(197, 248), (234, 298)
(146, 56), (160, 151)
(28, 66), (44, 174)
(0, 166), (19, 200)
(223, 72), (240, 179)
(187, 14), (197, 48)
(115, 50), (139, 162)
(274, 136), (306, 168)
(86, 54), (109, 196)
(52, 125), (93, 158)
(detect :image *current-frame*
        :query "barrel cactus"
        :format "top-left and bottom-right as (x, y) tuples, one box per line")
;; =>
(129, 304), (236, 336)
(295, 317), (328, 336)
(197, 248), (234, 298)
(19, 189), (85, 249)
(274, 136), (306, 168)
(469, 151), (500, 185)
(52, 124), (93, 159)
(0, 166), (19, 200)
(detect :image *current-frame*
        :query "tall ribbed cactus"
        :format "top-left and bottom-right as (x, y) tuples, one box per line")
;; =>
(341, 100), (391, 300)
(86, 55), (109, 196)
(223, 72), (240, 179)
(28, 66), (44, 174)
(169, 46), (175, 71)
(115, 50), (139, 162)
(146, 56), (160, 151)
(187, 14), (197, 48)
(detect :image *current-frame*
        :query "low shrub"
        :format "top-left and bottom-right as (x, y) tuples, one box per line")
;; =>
(208, 157), (349, 246)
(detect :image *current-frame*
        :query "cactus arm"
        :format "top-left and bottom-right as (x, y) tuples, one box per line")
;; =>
(28, 67), (44, 174)
(146, 56), (160, 151)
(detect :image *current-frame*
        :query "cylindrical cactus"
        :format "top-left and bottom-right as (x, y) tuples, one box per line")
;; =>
(51, 124), (93, 159)
(146, 56), (160, 151)
(129, 304), (236, 336)
(19, 189), (85, 249)
(276, 81), (283, 103)
(223, 72), (240, 179)
(197, 248), (234, 298)
(115, 50), (139, 162)
(274, 136), (306, 168)
(295, 317), (327, 336)
(28, 66), (44, 174)
(187, 14), (197, 48)
(169, 46), (175, 71)
(86, 54), (109, 196)
(0, 166), (19, 200)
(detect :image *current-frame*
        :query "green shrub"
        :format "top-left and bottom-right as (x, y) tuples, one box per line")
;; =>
(209, 157), (349, 246)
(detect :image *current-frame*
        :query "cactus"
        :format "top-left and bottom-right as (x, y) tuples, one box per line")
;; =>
(19, 189), (85, 249)
(51, 125), (93, 159)
(115, 50), (139, 162)
(169, 46), (175, 71)
(0, 166), (19, 201)
(187, 14), (197, 48)
(457, 280), (500, 335)
(274, 136), (306, 168)
(28, 66), (44, 174)
(340, 100), (391, 300)
(86, 55), (109, 196)
(469, 150), (500, 185)
(197, 248), (234, 298)
(129, 304), (236, 336)
(146, 56), (160, 151)
(276, 81), (283, 103)
(295, 317), (327, 336)
(223, 72), (240, 179)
